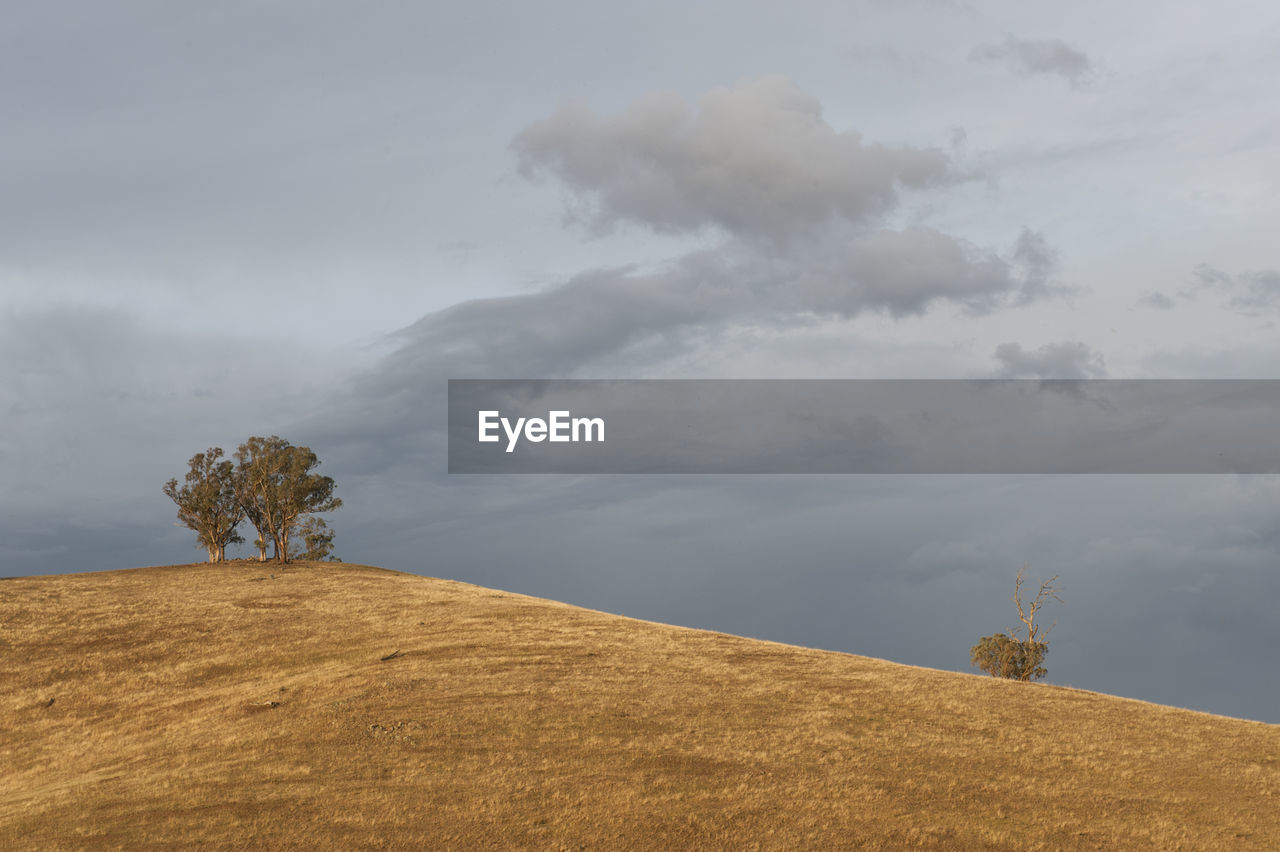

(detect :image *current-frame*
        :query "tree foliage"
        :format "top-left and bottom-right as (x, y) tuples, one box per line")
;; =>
(970, 633), (1049, 681)
(295, 516), (338, 562)
(163, 448), (244, 563)
(233, 435), (342, 563)
(971, 569), (1062, 682)
(165, 436), (342, 564)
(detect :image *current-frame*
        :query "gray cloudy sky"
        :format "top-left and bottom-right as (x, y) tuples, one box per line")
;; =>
(4, 1), (1280, 723)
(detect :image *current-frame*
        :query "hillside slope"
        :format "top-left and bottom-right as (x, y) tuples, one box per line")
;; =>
(1, 562), (1276, 849)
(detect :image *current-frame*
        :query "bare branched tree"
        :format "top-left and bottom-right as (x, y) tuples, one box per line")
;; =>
(971, 567), (1063, 682)
(1013, 569), (1062, 646)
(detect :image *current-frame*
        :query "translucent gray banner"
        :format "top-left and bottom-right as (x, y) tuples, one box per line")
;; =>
(447, 380), (1280, 473)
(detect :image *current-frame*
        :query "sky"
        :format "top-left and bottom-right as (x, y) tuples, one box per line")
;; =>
(4, 1), (1280, 722)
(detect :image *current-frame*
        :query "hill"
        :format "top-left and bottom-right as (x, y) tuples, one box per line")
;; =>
(1, 561), (1276, 849)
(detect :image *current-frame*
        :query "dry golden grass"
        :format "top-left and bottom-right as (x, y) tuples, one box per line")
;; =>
(0, 561), (1276, 850)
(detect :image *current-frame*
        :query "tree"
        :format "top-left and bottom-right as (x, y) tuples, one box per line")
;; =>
(238, 493), (271, 562)
(295, 517), (338, 561)
(970, 632), (1049, 682)
(971, 569), (1062, 682)
(163, 448), (244, 563)
(233, 436), (341, 563)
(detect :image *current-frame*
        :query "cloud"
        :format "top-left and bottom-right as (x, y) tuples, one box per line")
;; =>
(326, 79), (1066, 473)
(1137, 292), (1176, 310)
(374, 228), (1052, 389)
(513, 75), (954, 240)
(1008, 228), (1071, 304)
(499, 78), (1059, 361)
(992, 341), (1108, 379)
(0, 305), (356, 524)
(791, 227), (1050, 317)
(1190, 264), (1280, 315)
(971, 36), (1093, 87)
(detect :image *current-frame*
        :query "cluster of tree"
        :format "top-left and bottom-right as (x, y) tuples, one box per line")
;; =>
(163, 436), (341, 564)
(971, 570), (1062, 682)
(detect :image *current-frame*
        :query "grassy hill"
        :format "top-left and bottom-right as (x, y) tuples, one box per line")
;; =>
(1, 562), (1276, 849)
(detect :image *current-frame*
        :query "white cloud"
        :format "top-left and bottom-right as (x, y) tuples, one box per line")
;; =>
(514, 75), (954, 240)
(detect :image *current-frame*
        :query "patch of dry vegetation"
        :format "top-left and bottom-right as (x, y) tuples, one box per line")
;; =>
(0, 562), (1276, 849)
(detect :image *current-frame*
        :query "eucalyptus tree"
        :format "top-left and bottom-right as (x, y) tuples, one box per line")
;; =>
(163, 448), (244, 562)
(296, 516), (337, 561)
(233, 436), (341, 563)
(971, 570), (1063, 682)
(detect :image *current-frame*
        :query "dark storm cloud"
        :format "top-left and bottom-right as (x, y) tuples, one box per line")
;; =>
(992, 341), (1108, 379)
(513, 75), (954, 240)
(0, 305), (354, 574)
(971, 35), (1094, 87)
(0, 516), (189, 582)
